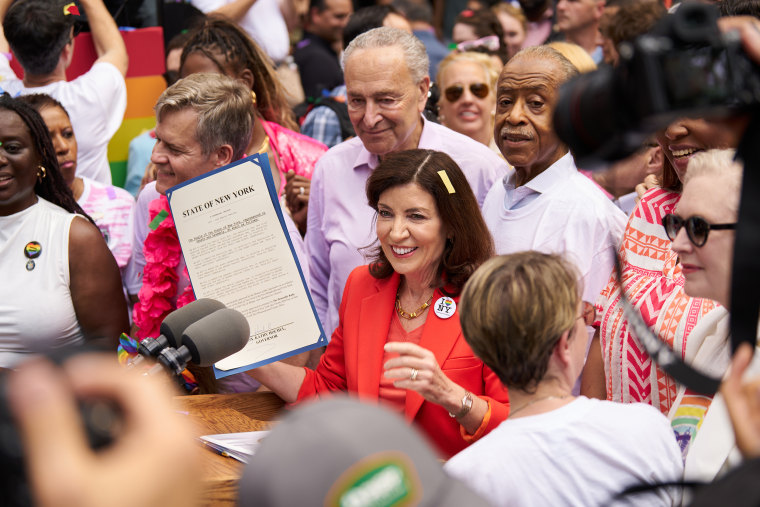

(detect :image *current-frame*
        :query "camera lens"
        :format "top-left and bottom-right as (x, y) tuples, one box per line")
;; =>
(553, 68), (633, 166)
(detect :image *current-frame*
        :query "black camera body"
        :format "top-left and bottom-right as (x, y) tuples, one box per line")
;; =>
(554, 3), (760, 166)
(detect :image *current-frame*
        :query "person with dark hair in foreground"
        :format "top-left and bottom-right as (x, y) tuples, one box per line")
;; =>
(447, 251), (682, 506)
(249, 149), (509, 458)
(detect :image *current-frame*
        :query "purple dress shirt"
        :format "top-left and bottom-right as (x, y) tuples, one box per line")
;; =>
(306, 117), (509, 336)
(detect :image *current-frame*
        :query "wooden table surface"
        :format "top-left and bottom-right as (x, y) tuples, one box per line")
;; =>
(174, 391), (285, 506)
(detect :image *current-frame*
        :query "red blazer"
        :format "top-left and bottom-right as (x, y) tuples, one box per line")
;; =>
(298, 266), (510, 458)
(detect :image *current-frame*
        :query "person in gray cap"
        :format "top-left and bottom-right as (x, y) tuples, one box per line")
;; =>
(238, 397), (491, 507)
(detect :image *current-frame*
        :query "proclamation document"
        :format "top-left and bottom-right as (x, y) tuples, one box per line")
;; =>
(166, 154), (326, 377)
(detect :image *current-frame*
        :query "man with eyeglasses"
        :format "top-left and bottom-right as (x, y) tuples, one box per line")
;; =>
(0, 0), (127, 186)
(482, 45), (626, 312)
(306, 27), (507, 338)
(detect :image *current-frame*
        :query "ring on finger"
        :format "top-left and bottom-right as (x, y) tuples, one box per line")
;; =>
(410, 368), (419, 381)
(299, 186), (305, 196)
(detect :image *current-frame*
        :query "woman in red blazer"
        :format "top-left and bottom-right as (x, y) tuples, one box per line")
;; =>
(250, 149), (510, 457)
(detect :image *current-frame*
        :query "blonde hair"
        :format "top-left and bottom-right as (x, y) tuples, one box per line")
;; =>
(684, 149), (743, 216)
(155, 73), (253, 160)
(460, 252), (580, 392)
(547, 41), (597, 73)
(436, 51), (501, 95)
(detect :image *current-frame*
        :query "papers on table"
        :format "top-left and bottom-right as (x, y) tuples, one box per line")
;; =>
(166, 153), (326, 378)
(199, 430), (270, 463)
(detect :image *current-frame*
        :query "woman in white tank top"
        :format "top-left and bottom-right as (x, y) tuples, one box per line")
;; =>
(0, 95), (128, 368)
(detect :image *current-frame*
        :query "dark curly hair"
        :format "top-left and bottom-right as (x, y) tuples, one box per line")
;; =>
(365, 149), (494, 295)
(180, 16), (298, 131)
(0, 94), (91, 221)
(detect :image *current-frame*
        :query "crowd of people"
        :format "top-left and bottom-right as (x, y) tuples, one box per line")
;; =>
(2, 0), (760, 505)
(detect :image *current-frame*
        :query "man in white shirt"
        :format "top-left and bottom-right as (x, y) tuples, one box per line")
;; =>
(483, 45), (626, 306)
(0, 0), (127, 185)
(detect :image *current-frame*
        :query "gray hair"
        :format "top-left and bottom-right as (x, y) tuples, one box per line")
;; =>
(684, 149), (743, 216)
(155, 73), (253, 160)
(341, 27), (429, 83)
(508, 45), (580, 85)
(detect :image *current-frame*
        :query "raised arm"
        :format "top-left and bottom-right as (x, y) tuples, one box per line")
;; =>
(207, 0), (258, 23)
(80, 0), (128, 76)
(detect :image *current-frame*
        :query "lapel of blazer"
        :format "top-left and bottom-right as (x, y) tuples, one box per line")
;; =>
(404, 290), (462, 421)
(356, 273), (400, 398)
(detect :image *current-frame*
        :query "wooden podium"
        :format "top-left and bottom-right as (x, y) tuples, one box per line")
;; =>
(174, 392), (285, 506)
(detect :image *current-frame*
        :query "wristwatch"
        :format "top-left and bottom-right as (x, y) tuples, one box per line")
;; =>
(448, 390), (473, 418)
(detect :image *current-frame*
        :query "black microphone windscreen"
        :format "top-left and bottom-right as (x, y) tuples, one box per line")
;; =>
(181, 309), (250, 367)
(159, 299), (226, 348)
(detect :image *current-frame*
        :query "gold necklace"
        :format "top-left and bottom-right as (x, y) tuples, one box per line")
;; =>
(396, 293), (434, 320)
(509, 395), (572, 417)
(256, 135), (270, 154)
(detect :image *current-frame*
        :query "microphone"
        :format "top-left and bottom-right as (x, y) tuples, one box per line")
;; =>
(134, 299), (227, 361)
(152, 308), (250, 376)
(182, 308), (250, 367)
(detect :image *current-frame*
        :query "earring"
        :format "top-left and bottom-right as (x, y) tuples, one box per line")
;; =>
(251, 90), (257, 107)
(37, 165), (47, 183)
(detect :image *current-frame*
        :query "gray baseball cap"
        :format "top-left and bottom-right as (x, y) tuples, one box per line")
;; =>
(237, 396), (490, 507)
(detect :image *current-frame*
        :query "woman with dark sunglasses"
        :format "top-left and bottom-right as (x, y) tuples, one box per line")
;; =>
(435, 51), (501, 153)
(582, 116), (747, 419)
(667, 149), (739, 319)
(663, 149), (757, 482)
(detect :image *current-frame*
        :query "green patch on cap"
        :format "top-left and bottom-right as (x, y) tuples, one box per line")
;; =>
(326, 452), (421, 507)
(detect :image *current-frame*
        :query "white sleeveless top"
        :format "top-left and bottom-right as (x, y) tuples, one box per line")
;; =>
(0, 198), (83, 367)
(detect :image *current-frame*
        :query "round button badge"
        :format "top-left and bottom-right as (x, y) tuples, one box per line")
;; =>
(24, 241), (42, 259)
(433, 297), (456, 319)
(24, 241), (41, 272)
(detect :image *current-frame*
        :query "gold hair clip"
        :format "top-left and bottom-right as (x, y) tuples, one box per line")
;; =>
(438, 170), (455, 194)
(63, 3), (80, 16)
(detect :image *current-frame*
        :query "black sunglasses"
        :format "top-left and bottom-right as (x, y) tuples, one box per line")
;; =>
(444, 83), (490, 102)
(662, 213), (736, 247)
